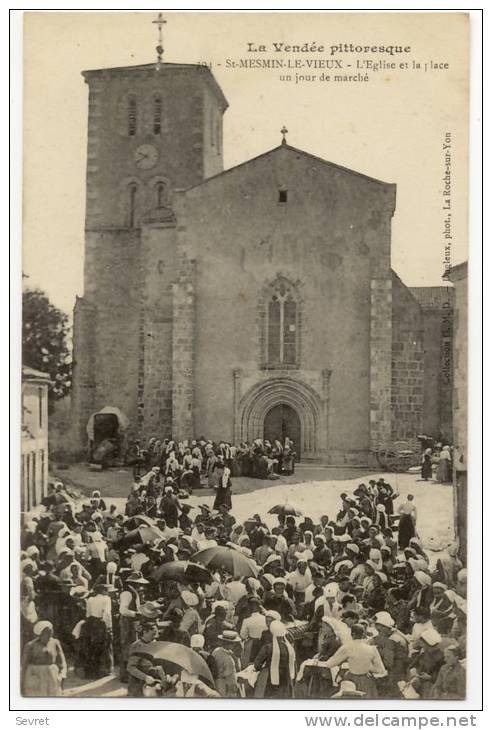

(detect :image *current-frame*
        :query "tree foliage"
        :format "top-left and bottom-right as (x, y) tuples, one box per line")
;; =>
(22, 288), (72, 407)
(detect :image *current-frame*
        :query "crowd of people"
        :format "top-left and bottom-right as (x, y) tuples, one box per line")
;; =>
(20, 450), (466, 700)
(125, 436), (297, 484)
(421, 443), (454, 483)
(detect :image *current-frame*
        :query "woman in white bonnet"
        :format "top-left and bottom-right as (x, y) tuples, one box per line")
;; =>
(253, 620), (296, 698)
(21, 620), (67, 696)
(437, 446), (452, 483)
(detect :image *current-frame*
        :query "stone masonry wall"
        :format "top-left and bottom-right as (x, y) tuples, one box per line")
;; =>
(452, 275), (467, 460)
(440, 297), (454, 443)
(370, 278), (393, 447)
(420, 306), (453, 442)
(70, 296), (97, 453)
(391, 276), (424, 440)
(172, 253), (196, 441)
(181, 145), (396, 459)
(139, 218), (179, 440)
(71, 229), (141, 452)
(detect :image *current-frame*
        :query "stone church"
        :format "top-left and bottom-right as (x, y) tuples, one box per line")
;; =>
(71, 60), (453, 464)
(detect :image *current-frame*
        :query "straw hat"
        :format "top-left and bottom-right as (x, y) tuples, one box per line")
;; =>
(331, 680), (366, 698)
(218, 630), (241, 643)
(126, 571), (149, 585)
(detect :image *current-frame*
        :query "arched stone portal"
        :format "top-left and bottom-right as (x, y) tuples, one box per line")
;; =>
(236, 377), (324, 458)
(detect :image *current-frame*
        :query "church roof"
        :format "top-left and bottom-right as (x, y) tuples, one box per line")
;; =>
(186, 142), (394, 191)
(446, 261), (468, 282)
(409, 286), (454, 309)
(82, 62), (228, 111)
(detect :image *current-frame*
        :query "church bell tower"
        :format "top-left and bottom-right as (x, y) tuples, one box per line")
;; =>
(71, 17), (228, 452)
(82, 62), (227, 232)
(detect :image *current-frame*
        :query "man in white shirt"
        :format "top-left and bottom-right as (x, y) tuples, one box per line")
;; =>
(240, 596), (267, 666)
(86, 584), (113, 630)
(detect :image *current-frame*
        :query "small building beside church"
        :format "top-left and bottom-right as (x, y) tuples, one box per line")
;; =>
(71, 60), (452, 464)
(21, 366), (50, 513)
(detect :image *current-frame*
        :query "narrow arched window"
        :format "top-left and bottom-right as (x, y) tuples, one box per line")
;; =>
(153, 96), (162, 135)
(156, 181), (167, 207)
(128, 96), (137, 136)
(128, 183), (137, 227)
(267, 279), (298, 366)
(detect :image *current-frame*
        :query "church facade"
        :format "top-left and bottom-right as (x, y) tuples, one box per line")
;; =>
(71, 61), (452, 464)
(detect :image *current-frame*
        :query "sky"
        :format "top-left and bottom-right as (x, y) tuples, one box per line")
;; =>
(22, 11), (469, 315)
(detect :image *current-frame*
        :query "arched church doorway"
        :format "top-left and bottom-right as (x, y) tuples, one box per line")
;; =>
(236, 376), (324, 459)
(264, 404), (301, 457)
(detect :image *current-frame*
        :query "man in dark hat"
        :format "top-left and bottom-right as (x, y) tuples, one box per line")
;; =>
(178, 503), (193, 532)
(118, 571), (149, 681)
(218, 504), (236, 530)
(341, 609), (360, 629)
(198, 504), (212, 520)
(159, 608), (191, 646)
(126, 620), (159, 696)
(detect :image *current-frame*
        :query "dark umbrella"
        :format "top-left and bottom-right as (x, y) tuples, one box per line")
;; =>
(152, 561), (213, 584)
(268, 503), (303, 517)
(124, 515), (157, 530)
(115, 524), (167, 549)
(131, 641), (215, 685)
(192, 546), (258, 578)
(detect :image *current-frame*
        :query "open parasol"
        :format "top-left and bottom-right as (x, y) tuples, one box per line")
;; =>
(268, 503), (303, 517)
(124, 514), (158, 530)
(114, 525), (166, 550)
(192, 546), (258, 578)
(151, 560), (213, 584)
(130, 641), (214, 686)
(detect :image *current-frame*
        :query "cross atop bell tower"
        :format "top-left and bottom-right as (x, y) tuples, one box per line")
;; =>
(152, 12), (167, 65)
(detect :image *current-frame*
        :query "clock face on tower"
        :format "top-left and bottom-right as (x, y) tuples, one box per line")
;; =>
(134, 144), (159, 170)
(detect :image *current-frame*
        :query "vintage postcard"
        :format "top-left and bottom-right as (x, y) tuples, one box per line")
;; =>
(19, 11), (470, 703)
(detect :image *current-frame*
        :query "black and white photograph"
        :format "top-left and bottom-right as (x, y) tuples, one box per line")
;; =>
(16, 10), (473, 704)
